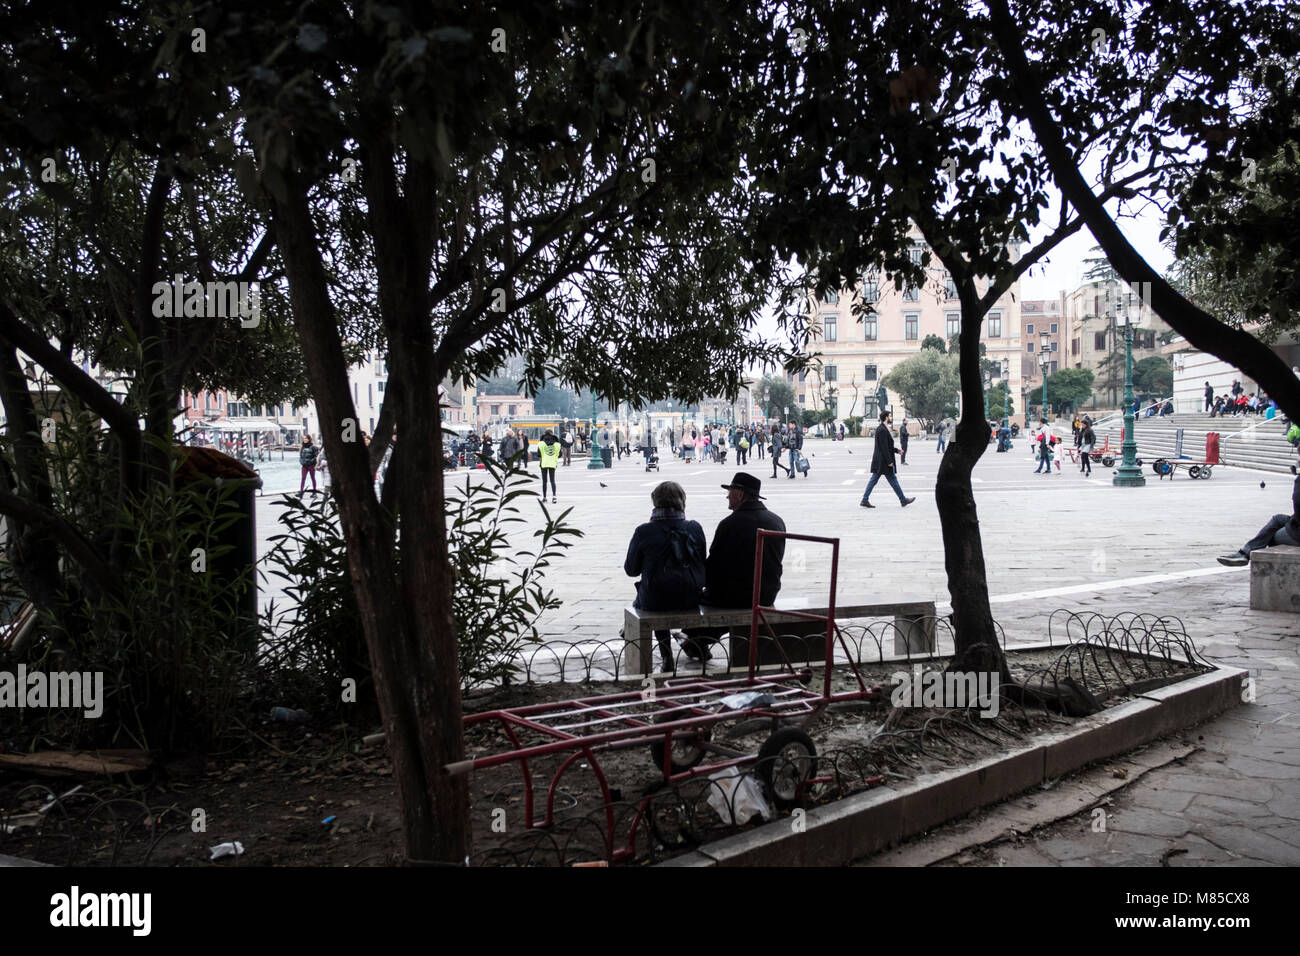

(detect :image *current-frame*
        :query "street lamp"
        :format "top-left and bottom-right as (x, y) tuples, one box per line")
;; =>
(1113, 308), (1146, 487)
(1039, 330), (1050, 420)
(587, 390), (605, 469)
(1001, 357), (1010, 427)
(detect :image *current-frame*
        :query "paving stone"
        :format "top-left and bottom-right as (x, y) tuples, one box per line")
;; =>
(1105, 807), (1194, 838)
(1196, 825), (1300, 864)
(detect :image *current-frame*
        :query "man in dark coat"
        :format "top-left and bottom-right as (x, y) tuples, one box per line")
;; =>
(703, 472), (786, 608)
(861, 409), (915, 508)
(1218, 447), (1300, 565)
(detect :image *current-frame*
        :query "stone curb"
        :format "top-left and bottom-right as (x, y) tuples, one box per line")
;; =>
(661, 659), (1245, 867)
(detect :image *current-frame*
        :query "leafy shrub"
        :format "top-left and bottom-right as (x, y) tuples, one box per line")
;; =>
(261, 455), (581, 713)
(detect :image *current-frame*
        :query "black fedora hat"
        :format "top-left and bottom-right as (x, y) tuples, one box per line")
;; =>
(721, 472), (764, 499)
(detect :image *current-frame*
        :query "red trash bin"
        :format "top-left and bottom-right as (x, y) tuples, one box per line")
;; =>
(1206, 432), (1220, 464)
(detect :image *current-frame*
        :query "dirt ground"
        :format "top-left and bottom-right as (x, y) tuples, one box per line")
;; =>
(0, 647), (1207, 866)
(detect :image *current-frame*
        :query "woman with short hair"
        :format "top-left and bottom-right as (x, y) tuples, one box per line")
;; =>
(624, 481), (707, 672)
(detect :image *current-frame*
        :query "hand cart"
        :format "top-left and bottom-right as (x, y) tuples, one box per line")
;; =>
(447, 531), (886, 862)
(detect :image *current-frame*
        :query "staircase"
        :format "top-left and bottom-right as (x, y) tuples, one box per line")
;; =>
(1081, 412), (1297, 474)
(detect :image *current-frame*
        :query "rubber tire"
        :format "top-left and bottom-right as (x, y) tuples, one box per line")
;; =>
(649, 717), (710, 776)
(1101, 455), (1115, 468)
(756, 727), (818, 810)
(1200, 466), (1212, 479)
(1188, 464), (1201, 479)
(1153, 459), (1169, 475)
(1136, 457), (1144, 468)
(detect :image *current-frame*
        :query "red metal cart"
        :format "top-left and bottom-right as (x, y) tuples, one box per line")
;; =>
(447, 531), (886, 862)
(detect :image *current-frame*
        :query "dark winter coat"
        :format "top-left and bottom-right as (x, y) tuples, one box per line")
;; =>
(703, 500), (786, 608)
(299, 443), (319, 467)
(624, 517), (707, 611)
(870, 424), (897, 475)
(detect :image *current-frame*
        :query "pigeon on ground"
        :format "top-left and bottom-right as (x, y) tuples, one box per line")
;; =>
(848, 450), (853, 454)
(599, 482), (608, 488)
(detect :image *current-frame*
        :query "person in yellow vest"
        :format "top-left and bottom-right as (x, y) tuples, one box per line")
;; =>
(538, 430), (562, 503)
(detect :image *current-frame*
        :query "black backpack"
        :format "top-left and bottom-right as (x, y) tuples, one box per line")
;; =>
(658, 525), (704, 594)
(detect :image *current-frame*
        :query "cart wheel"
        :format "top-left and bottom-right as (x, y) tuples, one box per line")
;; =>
(1200, 466), (1213, 479)
(757, 728), (818, 810)
(1136, 457), (1144, 468)
(649, 719), (711, 776)
(1187, 464), (1201, 479)
(1101, 455), (1115, 468)
(1152, 458), (1167, 475)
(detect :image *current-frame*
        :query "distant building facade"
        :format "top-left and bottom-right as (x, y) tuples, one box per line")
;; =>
(803, 233), (1023, 424)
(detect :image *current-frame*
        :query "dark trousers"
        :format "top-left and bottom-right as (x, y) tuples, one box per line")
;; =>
(300, 465), (317, 491)
(861, 470), (906, 503)
(1079, 451), (1091, 475)
(1242, 515), (1300, 556)
(541, 468), (556, 497)
(772, 454), (788, 478)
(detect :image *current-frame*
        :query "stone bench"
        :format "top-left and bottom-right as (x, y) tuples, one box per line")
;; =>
(622, 600), (938, 675)
(1250, 545), (1300, 612)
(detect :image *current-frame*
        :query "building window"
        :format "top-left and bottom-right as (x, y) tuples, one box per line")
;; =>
(1050, 360), (1058, 374)
(903, 284), (920, 302)
(798, 394), (805, 405)
(864, 316), (878, 340)
(509, 404), (517, 415)
(988, 312), (1002, 338)
(944, 273), (957, 300)
(1027, 342), (1034, 353)
(823, 315), (838, 342)
(824, 365), (838, 381)
(1094, 332), (1107, 350)
(1072, 338), (1079, 356)
(353, 383), (358, 404)
(1051, 341), (1058, 352)
(798, 369), (806, 383)
(378, 381), (385, 393)
(1050, 322), (1058, 334)
(946, 312), (960, 338)
(1027, 323), (1035, 335)
(861, 271), (880, 303)
(824, 288), (839, 305)
(864, 364), (878, 381)
(905, 313), (919, 340)
(368, 383), (373, 406)
(908, 245), (924, 265)
(491, 404), (500, 415)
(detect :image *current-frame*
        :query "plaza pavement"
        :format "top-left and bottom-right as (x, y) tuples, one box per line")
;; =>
(252, 432), (1300, 866)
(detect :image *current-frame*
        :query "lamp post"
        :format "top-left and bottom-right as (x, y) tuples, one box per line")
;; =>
(1113, 309), (1146, 487)
(983, 370), (991, 420)
(587, 391), (605, 469)
(1039, 330), (1050, 420)
(1001, 357), (1010, 427)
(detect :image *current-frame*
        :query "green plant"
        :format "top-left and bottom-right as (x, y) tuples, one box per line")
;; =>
(262, 456), (582, 706)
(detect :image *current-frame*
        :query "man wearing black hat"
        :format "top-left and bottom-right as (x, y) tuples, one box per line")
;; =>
(703, 472), (787, 608)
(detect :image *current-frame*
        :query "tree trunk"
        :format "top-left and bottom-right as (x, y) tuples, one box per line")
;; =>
(937, 288), (1010, 680)
(268, 165), (468, 863)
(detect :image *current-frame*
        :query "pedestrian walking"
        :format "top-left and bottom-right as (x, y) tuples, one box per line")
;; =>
(1034, 420), (1053, 475)
(899, 418), (910, 465)
(755, 424), (765, 459)
(538, 430), (561, 503)
(1079, 418), (1095, 476)
(299, 434), (320, 492)
(786, 419), (802, 479)
(1072, 416), (1082, 446)
(860, 410), (914, 508)
(1204, 381), (1214, 412)
(770, 424), (788, 478)
(561, 426), (573, 465)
